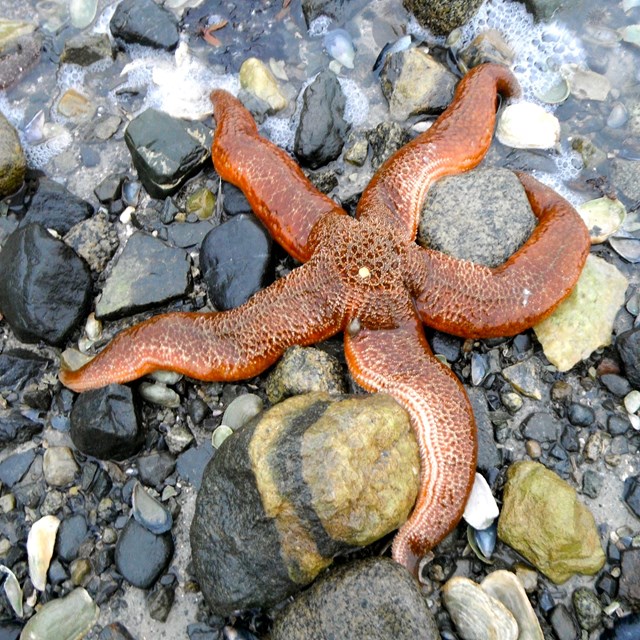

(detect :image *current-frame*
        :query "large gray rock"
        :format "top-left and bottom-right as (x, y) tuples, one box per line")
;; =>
(110, 0), (179, 51)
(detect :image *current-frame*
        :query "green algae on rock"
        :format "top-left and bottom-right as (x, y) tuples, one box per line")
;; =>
(534, 255), (628, 372)
(0, 111), (26, 197)
(497, 461), (605, 583)
(190, 392), (419, 614)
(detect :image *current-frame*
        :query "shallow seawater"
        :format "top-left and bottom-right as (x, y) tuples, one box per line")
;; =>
(1, 0), (640, 638)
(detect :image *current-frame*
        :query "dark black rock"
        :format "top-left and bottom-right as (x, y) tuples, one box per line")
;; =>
(70, 385), (144, 461)
(0, 622), (22, 640)
(110, 0), (180, 51)
(617, 328), (640, 389)
(94, 173), (125, 204)
(623, 475), (640, 519)
(610, 435), (629, 455)
(560, 424), (580, 452)
(98, 622), (136, 640)
(56, 514), (88, 563)
(81, 462), (113, 499)
(600, 612), (640, 640)
(466, 387), (500, 471)
(521, 412), (561, 442)
(221, 182), (252, 216)
(367, 121), (411, 171)
(596, 573), (618, 599)
(115, 518), (173, 589)
(186, 623), (220, 640)
(608, 414), (631, 436)
(0, 450), (36, 487)
(124, 109), (211, 198)
(147, 580), (176, 621)
(0, 410), (43, 445)
(137, 451), (176, 486)
(403, 0), (484, 35)
(618, 549), (640, 607)
(567, 403), (595, 427)
(60, 33), (114, 66)
(294, 70), (349, 169)
(0, 349), (51, 391)
(270, 558), (440, 640)
(22, 178), (93, 234)
(167, 220), (214, 249)
(200, 215), (273, 311)
(0, 224), (92, 345)
(95, 232), (191, 320)
(176, 439), (213, 490)
(600, 374), (632, 397)
(430, 331), (461, 362)
(549, 603), (579, 640)
(582, 469), (603, 498)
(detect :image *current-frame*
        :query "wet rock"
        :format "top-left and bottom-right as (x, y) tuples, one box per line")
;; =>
(125, 109), (211, 198)
(110, 0), (179, 51)
(600, 373), (632, 397)
(115, 518), (173, 589)
(380, 48), (456, 121)
(567, 403), (595, 427)
(367, 121), (411, 171)
(271, 558), (439, 640)
(95, 232), (190, 320)
(0, 111), (26, 197)
(0, 449), (36, 487)
(619, 549), (640, 607)
(517, 0), (569, 21)
(147, 579), (176, 622)
(57, 88), (95, 122)
(294, 70), (349, 169)
(600, 612), (640, 640)
(0, 348), (50, 391)
(98, 623), (136, 640)
(239, 57), (287, 113)
(502, 358), (543, 400)
(0, 410), (42, 446)
(611, 158), (640, 204)
(0, 622), (22, 640)
(497, 461), (605, 583)
(466, 387), (501, 471)
(56, 514), (88, 563)
(60, 32), (113, 66)
(581, 469), (603, 499)
(623, 474), (640, 518)
(561, 64), (611, 101)
(300, 0), (357, 26)
(200, 215), (273, 311)
(221, 182), (252, 216)
(94, 173), (124, 204)
(23, 177), (93, 235)
(403, 0), (484, 35)
(459, 29), (515, 68)
(616, 328), (640, 389)
(534, 255), (628, 371)
(43, 447), (79, 487)
(70, 385), (144, 460)
(522, 412), (561, 442)
(572, 587), (601, 631)
(0, 20), (41, 90)
(191, 393), (419, 614)
(549, 604), (579, 640)
(176, 439), (213, 490)
(418, 168), (536, 267)
(0, 224), (92, 346)
(64, 209), (119, 274)
(265, 346), (346, 404)
(607, 414), (631, 436)
(137, 451), (176, 487)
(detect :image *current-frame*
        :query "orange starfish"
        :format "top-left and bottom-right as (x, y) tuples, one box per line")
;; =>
(60, 63), (590, 574)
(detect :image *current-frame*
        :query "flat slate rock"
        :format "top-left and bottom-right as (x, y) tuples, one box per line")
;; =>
(124, 109), (211, 198)
(22, 177), (93, 235)
(0, 224), (92, 345)
(0, 410), (42, 446)
(200, 214), (273, 310)
(0, 348), (51, 391)
(95, 231), (190, 320)
(110, 0), (179, 51)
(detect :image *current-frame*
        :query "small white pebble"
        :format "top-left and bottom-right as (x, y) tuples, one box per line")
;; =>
(624, 389), (640, 414)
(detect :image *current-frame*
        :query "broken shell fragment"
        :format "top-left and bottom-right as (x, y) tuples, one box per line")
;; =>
(0, 565), (23, 618)
(463, 472), (499, 530)
(576, 197), (626, 243)
(27, 515), (60, 592)
(323, 29), (356, 69)
(20, 587), (99, 640)
(212, 424), (234, 449)
(222, 393), (263, 430)
(496, 103), (560, 149)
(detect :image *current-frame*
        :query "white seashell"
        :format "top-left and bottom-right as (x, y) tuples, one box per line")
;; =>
(560, 64), (611, 101)
(496, 103), (560, 150)
(20, 587), (99, 640)
(149, 370), (183, 385)
(139, 381), (181, 408)
(27, 515), (60, 592)
(212, 425), (234, 449)
(24, 110), (46, 144)
(576, 197), (626, 243)
(222, 394), (264, 430)
(609, 237), (640, 263)
(69, 0), (98, 28)
(443, 576), (518, 640)
(323, 29), (356, 69)
(624, 390), (640, 415)
(463, 473), (499, 530)
(0, 565), (23, 618)
(533, 76), (570, 105)
(620, 25), (640, 47)
(481, 571), (544, 640)
(607, 102), (629, 129)
(84, 312), (102, 342)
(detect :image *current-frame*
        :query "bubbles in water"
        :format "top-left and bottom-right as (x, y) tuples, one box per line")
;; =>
(308, 15), (333, 38)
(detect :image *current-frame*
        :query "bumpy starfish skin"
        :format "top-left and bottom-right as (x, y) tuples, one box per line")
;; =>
(60, 63), (590, 574)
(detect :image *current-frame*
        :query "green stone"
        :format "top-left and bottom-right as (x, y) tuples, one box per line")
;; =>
(497, 461), (605, 583)
(0, 111), (26, 197)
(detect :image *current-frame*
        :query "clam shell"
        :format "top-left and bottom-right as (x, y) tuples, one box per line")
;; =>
(481, 570), (544, 640)
(0, 565), (23, 618)
(609, 237), (640, 263)
(212, 425), (234, 449)
(222, 394), (264, 430)
(576, 197), (626, 243)
(323, 29), (356, 69)
(20, 587), (99, 640)
(463, 473), (499, 530)
(443, 576), (518, 640)
(27, 515), (60, 592)
(496, 103), (560, 150)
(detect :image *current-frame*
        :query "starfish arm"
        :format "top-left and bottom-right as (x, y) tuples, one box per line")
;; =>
(343, 306), (476, 575)
(356, 63), (520, 240)
(211, 90), (346, 262)
(60, 257), (345, 392)
(408, 172), (591, 338)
